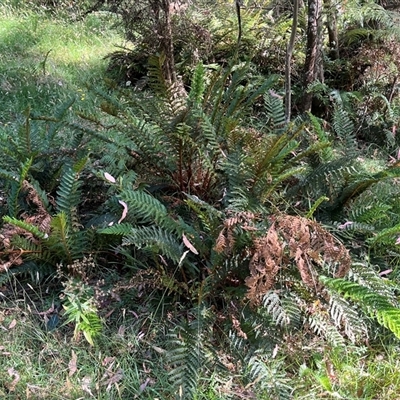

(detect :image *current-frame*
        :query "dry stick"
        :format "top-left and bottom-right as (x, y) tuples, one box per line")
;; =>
(285, 0), (299, 123)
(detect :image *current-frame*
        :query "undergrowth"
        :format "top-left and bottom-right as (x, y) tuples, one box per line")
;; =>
(2, 2), (400, 400)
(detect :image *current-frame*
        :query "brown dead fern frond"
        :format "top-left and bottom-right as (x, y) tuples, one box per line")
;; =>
(214, 211), (258, 255)
(245, 215), (351, 305)
(22, 180), (52, 233)
(0, 181), (51, 271)
(245, 224), (283, 305)
(276, 215), (351, 281)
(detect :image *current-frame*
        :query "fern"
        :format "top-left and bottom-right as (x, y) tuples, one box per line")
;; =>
(328, 292), (368, 343)
(2, 216), (48, 240)
(119, 189), (168, 224)
(62, 274), (102, 346)
(247, 356), (293, 399)
(262, 291), (302, 329)
(167, 315), (215, 399)
(121, 226), (183, 264)
(322, 276), (400, 339)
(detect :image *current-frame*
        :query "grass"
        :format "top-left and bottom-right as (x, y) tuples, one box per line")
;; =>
(0, 1), (122, 125)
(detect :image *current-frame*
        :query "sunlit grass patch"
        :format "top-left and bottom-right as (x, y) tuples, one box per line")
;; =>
(0, 4), (122, 122)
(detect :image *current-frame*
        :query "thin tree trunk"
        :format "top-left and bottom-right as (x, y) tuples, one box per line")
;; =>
(285, 0), (299, 123)
(153, 0), (177, 84)
(324, 0), (339, 60)
(302, 0), (323, 112)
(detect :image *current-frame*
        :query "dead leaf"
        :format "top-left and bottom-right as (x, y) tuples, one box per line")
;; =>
(68, 350), (78, 377)
(118, 200), (128, 224)
(182, 233), (198, 254)
(104, 369), (123, 392)
(8, 319), (16, 329)
(104, 172), (116, 183)
(139, 378), (151, 393)
(81, 376), (94, 397)
(6, 367), (20, 392)
(102, 356), (115, 367)
(117, 325), (126, 337)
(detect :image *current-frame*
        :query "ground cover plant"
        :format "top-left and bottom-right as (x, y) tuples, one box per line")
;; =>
(2, 0), (400, 399)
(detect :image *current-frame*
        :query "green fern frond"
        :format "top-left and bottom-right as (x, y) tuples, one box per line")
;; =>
(188, 62), (206, 106)
(167, 318), (213, 399)
(2, 216), (48, 240)
(349, 262), (396, 300)
(0, 261), (53, 285)
(56, 165), (82, 227)
(99, 223), (133, 236)
(48, 212), (85, 263)
(307, 113), (333, 162)
(332, 107), (357, 154)
(120, 189), (168, 224)
(367, 223), (400, 246)
(185, 194), (223, 235)
(308, 312), (346, 347)
(348, 202), (391, 225)
(322, 276), (400, 339)
(7, 158), (33, 217)
(28, 177), (51, 211)
(263, 92), (286, 134)
(147, 53), (169, 98)
(122, 226), (182, 264)
(0, 168), (18, 182)
(329, 293), (368, 343)
(262, 291), (302, 328)
(248, 357), (292, 399)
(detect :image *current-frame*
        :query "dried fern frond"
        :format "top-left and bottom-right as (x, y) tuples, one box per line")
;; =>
(245, 224), (283, 305)
(246, 215), (351, 305)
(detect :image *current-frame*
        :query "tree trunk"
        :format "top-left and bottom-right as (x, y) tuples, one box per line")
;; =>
(285, 0), (299, 122)
(152, 0), (177, 84)
(324, 0), (339, 60)
(302, 0), (323, 113)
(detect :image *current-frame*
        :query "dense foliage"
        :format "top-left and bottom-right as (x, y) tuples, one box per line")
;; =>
(2, 0), (400, 398)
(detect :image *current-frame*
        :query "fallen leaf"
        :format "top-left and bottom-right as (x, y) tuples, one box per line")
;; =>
(104, 172), (116, 183)
(104, 369), (123, 392)
(182, 233), (198, 254)
(81, 376), (94, 397)
(102, 356), (115, 367)
(8, 319), (17, 329)
(6, 367), (20, 392)
(118, 200), (128, 224)
(117, 325), (126, 337)
(139, 378), (151, 392)
(68, 350), (78, 377)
